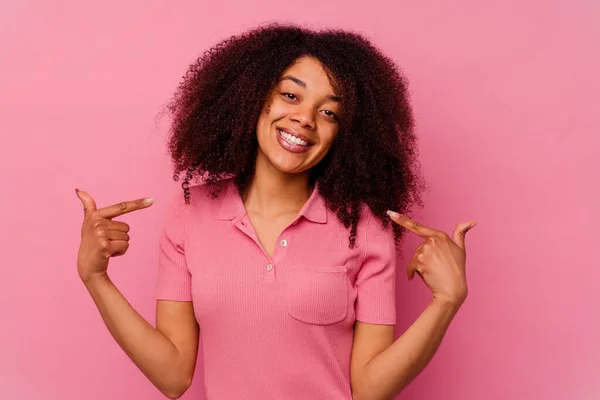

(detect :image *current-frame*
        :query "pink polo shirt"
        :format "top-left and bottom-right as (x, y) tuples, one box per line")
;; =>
(155, 178), (397, 399)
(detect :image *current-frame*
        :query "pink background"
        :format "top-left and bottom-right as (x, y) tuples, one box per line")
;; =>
(1, 1), (598, 399)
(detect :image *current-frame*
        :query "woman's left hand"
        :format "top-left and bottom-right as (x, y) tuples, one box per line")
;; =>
(386, 211), (477, 308)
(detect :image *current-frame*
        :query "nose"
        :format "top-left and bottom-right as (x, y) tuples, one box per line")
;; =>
(290, 106), (316, 130)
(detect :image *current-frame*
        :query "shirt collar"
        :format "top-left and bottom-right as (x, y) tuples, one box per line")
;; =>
(216, 179), (327, 224)
(216, 180), (245, 221)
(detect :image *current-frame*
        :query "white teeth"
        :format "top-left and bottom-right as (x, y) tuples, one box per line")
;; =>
(278, 130), (309, 146)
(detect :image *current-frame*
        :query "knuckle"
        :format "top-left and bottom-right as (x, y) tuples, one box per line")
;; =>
(92, 220), (103, 229)
(118, 202), (128, 211)
(98, 239), (109, 249)
(95, 229), (105, 237)
(431, 233), (445, 242)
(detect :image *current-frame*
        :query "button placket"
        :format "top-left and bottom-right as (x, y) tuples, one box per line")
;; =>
(271, 222), (297, 269)
(234, 215), (274, 262)
(264, 261), (276, 282)
(234, 216), (253, 238)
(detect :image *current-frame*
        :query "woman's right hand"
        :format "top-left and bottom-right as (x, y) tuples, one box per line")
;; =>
(75, 189), (155, 283)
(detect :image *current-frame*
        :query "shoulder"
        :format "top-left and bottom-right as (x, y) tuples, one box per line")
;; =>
(357, 204), (394, 237)
(356, 204), (396, 255)
(164, 178), (232, 219)
(187, 178), (230, 205)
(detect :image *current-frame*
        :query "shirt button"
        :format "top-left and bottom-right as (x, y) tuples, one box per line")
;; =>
(266, 263), (273, 271)
(280, 239), (288, 247)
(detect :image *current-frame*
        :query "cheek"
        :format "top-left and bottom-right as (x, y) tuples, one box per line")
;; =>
(266, 98), (290, 118)
(262, 98), (273, 115)
(256, 105), (274, 134)
(320, 129), (338, 150)
(257, 95), (278, 127)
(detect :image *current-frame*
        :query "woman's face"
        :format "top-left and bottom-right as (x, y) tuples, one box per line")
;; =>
(255, 56), (340, 175)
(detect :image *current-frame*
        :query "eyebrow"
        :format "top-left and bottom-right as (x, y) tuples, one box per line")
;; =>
(281, 75), (341, 102)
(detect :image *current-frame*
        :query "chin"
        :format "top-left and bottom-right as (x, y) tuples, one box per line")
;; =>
(269, 156), (311, 175)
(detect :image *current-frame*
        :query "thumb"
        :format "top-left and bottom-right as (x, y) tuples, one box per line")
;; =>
(75, 188), (97, 219)
(452, 220), (477, 250)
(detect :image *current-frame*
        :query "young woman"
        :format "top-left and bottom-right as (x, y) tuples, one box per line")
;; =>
(76, 23), (476, 400)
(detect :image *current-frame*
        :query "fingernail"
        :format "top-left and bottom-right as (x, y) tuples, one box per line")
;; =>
(469, 221), (478, 229)
(142, 197), (155, 205)
(386, 210), (400, 219)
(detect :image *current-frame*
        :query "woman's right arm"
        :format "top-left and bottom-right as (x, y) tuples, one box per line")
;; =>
(82, 275), (198, 399)
(75, 189), (199, 399)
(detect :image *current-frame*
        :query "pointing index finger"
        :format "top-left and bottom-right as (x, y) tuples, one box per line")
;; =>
(386, 210), (437, 238)
(96, 197), (155, 219)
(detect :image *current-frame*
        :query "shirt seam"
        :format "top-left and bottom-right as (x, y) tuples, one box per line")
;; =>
(358, 209), (371, 268)
(181, 191), (191, 274)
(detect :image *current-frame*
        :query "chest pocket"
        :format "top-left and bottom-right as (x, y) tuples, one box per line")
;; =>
(285, 265), (348, 325)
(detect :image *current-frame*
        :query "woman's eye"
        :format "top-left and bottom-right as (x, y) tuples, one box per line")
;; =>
(322, 110), (337, 119)
(282, 92), (297, 100)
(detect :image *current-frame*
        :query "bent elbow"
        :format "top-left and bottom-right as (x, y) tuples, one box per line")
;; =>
(163, 391), (182, 400)
(160, 377), (192, 399)
(162, 386), (188, 400)
(164, 391), (184, 400)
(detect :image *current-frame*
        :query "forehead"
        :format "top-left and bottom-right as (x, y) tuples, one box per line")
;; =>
(279, 56), (336, 93)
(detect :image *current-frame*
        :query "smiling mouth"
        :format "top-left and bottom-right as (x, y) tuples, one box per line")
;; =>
(277, 129), (311, 147)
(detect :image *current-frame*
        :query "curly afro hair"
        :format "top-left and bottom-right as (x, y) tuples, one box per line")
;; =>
(165, 22), (426, 248)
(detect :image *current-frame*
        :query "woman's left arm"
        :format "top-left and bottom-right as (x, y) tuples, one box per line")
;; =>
(350, 212), (477, 400)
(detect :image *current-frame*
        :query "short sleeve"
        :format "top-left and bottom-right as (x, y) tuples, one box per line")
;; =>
(354, 212), (397, 324)
(154, 193), (192, 302)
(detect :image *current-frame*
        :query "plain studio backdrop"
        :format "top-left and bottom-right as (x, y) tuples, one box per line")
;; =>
(0, 1), (598, 399)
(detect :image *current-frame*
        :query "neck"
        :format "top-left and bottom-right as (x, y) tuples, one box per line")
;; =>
(242, 152), (312, 217)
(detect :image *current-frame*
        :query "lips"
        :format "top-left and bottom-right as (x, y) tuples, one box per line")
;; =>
(276, 127), (312, 153)
(276, 127), (313, 145)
